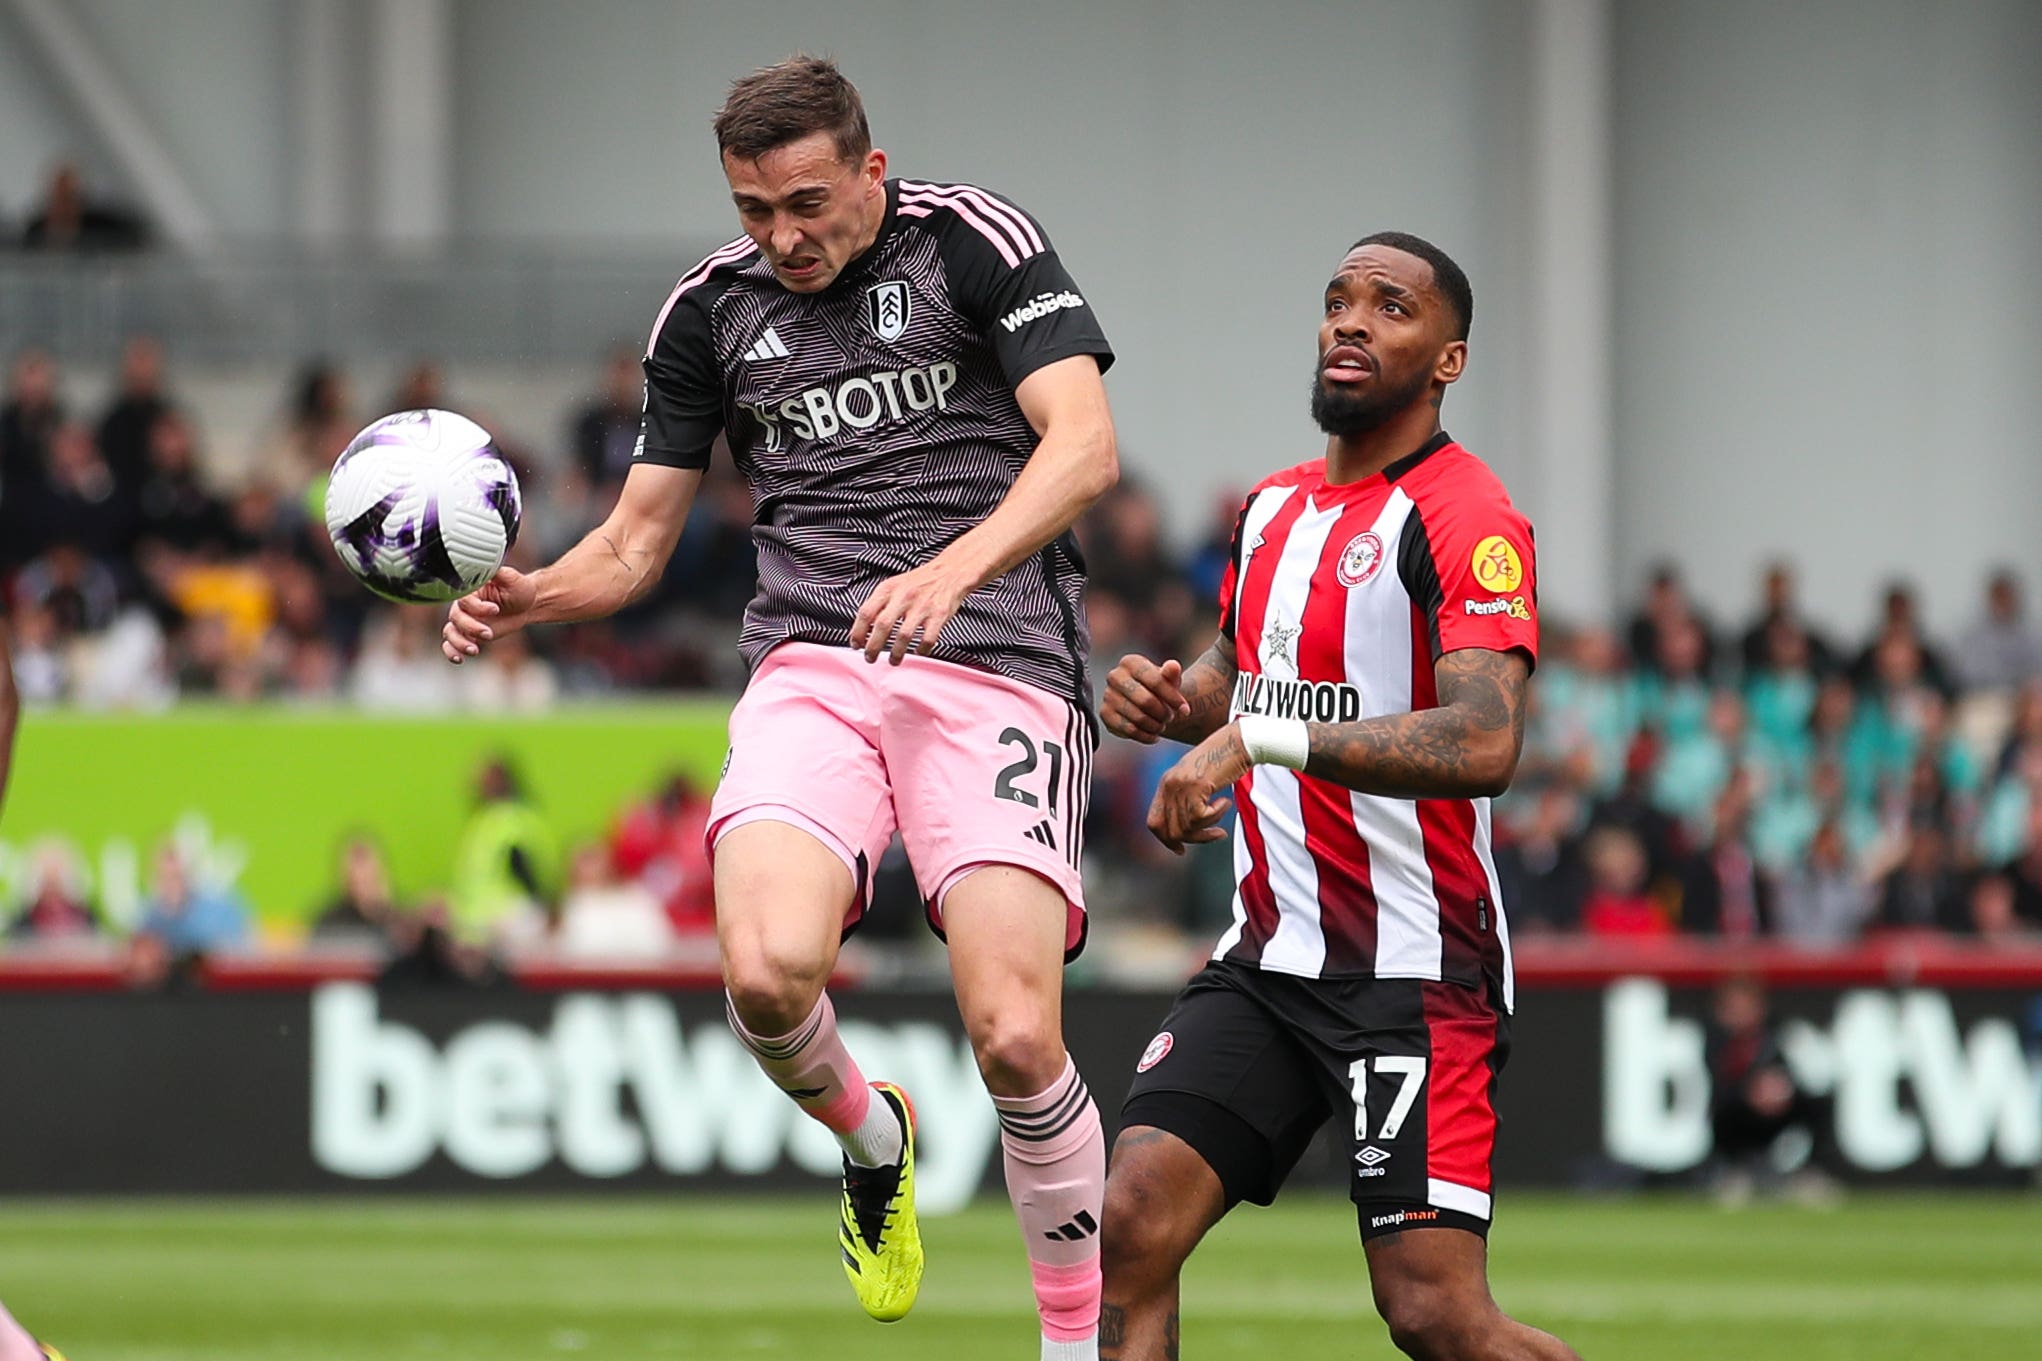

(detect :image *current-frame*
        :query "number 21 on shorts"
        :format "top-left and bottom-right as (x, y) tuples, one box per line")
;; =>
(992, 726), (1065, 809)
(1349, 1055), (1428, 1142)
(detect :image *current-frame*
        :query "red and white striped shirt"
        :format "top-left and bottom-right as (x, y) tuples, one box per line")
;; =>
(1214, 432), (1537, 1007)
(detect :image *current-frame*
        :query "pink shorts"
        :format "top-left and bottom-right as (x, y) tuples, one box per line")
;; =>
(709, 643), (1091, 959)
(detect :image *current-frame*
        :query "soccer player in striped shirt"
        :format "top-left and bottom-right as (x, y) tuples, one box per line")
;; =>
(1096, 235), (1581, 1361)
(443, 56), (1118, 1358)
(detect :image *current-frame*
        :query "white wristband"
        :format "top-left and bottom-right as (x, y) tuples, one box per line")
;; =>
(1237, 716), (1310, 771)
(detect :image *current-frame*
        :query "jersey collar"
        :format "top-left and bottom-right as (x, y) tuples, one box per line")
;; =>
(827, 179), (903, 292)
(1311, 430), (1454, 502)
(1382, 429), (1454, 482)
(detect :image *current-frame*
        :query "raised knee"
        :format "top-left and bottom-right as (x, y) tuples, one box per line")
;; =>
(1098, 1165), (1201, 1295)
(1099, 1178), (1167, 1274)
(970, 1015), (1064, 1096)
(722, 943), (827, 1035)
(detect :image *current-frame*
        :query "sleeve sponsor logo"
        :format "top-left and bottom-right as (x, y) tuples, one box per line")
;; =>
(1463, 596), (1532, 621)
(1470, 535), (1524, 593)
(998, 290), (1087, 333)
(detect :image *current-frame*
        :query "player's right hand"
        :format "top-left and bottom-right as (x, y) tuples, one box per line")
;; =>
(442, 565), (538, 664)
(1101, 654), (1191, 743)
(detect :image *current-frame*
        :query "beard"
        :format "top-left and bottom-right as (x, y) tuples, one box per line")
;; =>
(1310, 359), (1433, 438)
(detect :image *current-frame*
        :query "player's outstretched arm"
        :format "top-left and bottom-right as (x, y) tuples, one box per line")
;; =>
(1146, 647), (1529, 852)
(851, 354), (1117, 663)
(1103, 637), (1238, 746)
(443, 464), (702, 663)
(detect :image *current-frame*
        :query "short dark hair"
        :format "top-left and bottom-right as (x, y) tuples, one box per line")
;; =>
(714, 54), (871, 164)
(1352, 231), (1472, 341)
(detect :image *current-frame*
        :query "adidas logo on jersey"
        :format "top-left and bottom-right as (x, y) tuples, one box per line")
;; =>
(743, 327), (791, 362)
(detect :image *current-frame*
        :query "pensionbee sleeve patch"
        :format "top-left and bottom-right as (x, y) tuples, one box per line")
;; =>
(1470, 535), (1524, 594)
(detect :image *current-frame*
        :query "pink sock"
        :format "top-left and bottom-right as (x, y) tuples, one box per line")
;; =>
(726, 992), (872, 1133)
(0, 1303), (44, 1361)
(993, 1056), (1105, 1344)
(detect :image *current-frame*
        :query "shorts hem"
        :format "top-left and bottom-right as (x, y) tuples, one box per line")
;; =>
(928, 851), (1085, 915)
(924, 852), (1088, 962)
(709, 802), (861, 875)
(1118, 1090), (1278, 1210)
(1355, 1203), (1492, 1241)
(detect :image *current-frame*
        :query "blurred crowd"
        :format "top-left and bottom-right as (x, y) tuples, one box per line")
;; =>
(0, 340), (759, 710)
(7, 328), (2042, 957)
(1487, 564), (2042, 946)
(1076, 515), (2042, 955)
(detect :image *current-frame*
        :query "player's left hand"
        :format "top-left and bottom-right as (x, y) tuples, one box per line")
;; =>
(851, 560), (974, 665)
(1148, 724), (1252, 855)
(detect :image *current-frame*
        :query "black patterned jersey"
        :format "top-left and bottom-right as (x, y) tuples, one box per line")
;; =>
(636, 178), (1114, 708)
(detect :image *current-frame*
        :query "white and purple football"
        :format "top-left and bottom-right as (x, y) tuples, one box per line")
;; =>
(324, 409), (521, 604)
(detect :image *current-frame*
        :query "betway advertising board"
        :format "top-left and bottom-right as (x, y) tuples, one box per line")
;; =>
(1, 980), (2037, 1202)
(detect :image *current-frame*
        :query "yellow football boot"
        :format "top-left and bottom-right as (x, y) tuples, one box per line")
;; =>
(837, 1082), (924, 1322)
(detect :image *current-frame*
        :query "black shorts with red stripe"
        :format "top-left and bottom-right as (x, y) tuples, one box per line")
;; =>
(1120, 960), (1511, 1242)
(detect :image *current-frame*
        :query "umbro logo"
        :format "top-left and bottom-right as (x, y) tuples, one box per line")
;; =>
(1356, 1145), (1391, 1167)
(1044, 1209), (1098, 1243)
(1024, 820), (1058, 849)
(742, 327), (791, 362)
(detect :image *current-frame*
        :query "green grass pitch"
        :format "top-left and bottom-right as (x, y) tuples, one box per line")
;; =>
(1, 1193), (2037, 1358)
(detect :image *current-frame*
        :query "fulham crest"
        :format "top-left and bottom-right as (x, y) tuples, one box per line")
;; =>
(867, 281), (911, 341)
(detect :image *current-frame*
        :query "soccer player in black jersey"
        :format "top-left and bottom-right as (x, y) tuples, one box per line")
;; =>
(445, 56), (1118, 1358)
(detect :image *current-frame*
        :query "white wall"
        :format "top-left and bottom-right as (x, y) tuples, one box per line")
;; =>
(1612, 0), (2042, 635)
(10, 0), (295, 236)
(0, 4), (118, 219)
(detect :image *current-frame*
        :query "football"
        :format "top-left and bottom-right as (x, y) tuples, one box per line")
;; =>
(323, 409), (522, 604)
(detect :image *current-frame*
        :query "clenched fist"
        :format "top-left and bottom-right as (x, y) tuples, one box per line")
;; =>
(1101, 654), (1191, 743)
(442, 565), (539, 664)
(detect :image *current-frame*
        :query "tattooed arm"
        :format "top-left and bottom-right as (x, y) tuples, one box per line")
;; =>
(1101, 636), (1239, 746)
(1303, 647), (1531, 798)
(1146, 648), (1530, 852)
